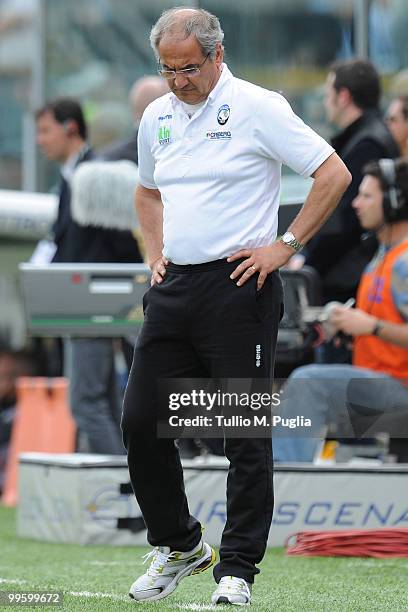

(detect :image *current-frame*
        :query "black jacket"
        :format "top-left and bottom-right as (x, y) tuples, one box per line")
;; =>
(305, 110), (399, 302)
(52, 147), (142, 264)
(99, 131), (138, 165)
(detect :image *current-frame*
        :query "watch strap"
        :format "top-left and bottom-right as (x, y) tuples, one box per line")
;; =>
(280, 234), (303, 253)
(372, 320), (385, 337)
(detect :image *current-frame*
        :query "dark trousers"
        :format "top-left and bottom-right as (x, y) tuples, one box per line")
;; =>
(69, 338), (125, 455)
(122, 259), (283, 583)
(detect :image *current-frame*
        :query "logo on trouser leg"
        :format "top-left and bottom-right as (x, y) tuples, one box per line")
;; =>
(255, 344), (261, 367)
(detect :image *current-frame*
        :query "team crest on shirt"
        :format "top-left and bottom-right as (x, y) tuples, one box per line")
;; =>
(217, 104), (230, 125)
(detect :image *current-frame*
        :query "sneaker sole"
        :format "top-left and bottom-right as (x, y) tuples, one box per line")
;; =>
(214, 595), (251, 606)
(129, 542), (216, 603)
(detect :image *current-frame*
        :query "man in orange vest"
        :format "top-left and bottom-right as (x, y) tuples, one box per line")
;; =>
(274, 158), (408, 462)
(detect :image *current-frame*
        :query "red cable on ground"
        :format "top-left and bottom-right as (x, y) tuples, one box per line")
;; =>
(285, 529), (408, 558)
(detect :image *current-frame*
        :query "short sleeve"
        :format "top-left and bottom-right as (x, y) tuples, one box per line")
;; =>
(391, 250), (408, 322)
(137, 111), (157, 189)
(253, 92), (334, 178)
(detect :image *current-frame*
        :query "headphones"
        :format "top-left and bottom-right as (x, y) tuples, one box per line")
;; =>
(378, 158), (408, 223)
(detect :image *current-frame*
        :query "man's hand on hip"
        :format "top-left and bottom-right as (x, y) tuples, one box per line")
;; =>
(150, 256), (169, 286)
(227, 243), (293, 290)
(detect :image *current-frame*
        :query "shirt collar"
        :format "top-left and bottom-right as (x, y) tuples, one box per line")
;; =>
(61, 144), (89, 182)
(207, 63), (233, 104)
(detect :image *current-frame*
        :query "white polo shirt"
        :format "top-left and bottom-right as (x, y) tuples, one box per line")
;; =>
(138, 64), (334, 265)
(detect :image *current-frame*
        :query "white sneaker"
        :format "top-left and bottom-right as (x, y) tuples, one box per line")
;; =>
(129, 540), (216, 602)
(212, 576), (252, 605)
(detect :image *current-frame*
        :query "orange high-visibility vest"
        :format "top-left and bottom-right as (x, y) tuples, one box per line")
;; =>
(353, 240), (408, 381)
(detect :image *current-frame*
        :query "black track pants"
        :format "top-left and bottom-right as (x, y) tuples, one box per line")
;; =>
(122, 258), (283, 583)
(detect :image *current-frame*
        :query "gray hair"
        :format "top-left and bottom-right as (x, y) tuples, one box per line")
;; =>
(150, 7), (224, 61)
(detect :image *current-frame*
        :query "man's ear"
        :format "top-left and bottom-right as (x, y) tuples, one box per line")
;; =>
(215, 43), (224, 67)
(62, 120), (77, 136)
(337, 87), (352, 108)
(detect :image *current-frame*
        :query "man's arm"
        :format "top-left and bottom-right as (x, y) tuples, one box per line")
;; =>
(135, 184), (167, 284)
(330, 307), (408, 350)
(285, 152), (351, 245)
(373, 321), (408, 350)
(229, 152), (351, 289)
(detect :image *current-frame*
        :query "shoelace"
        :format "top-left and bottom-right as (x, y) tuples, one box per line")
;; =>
(142, 548), (177, 577)
(219, 576), (250, 594)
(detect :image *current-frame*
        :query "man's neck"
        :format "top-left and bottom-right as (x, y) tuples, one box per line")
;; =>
(61, 139), (87, 165)
(337, 106), (363, 131)
(377, 221), (408, 245)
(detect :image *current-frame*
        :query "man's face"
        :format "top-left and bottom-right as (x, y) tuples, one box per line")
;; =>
(324, 73), (343, 126)
(352, 175), (384, 230)
(386, 99), (408, 153)
(36, 111), (70, 162)
(157, 34), (223, 104)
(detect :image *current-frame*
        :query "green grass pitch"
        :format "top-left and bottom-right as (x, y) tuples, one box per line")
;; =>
(0, 505), (407, 611)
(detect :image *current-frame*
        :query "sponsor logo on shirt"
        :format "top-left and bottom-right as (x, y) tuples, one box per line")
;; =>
(158, 125), (172, 145)
(206, 130), (232, 140)
(217, 104), (230, 125)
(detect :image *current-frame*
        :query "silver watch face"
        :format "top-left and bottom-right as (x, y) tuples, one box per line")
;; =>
(282, 231), (295, 244)
(281, 231), (302, 252)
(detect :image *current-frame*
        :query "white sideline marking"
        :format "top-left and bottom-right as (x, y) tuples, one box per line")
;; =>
(69, 591), (128, 601)
(88, 560), (135, 566)
(176, 606), (216, 611)
(70, 593), (216, 608)
(0, 578), (27, 585)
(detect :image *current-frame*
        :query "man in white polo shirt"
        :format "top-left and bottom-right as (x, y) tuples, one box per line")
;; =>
(121, 6), (350, 606)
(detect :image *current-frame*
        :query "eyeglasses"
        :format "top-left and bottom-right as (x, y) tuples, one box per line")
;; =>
(157, 53), (210, 80)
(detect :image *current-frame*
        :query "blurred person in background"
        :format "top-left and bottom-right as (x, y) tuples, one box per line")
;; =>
(274, 158), (408, 464)
(0, 344), (34, 492)
(36, 98), (94, 263)
(100, 75), (168, 370)
(0, 345), (17, 493)
(386, 95), (408, 159)
(295, 61), (398, 301)
(36, 97), (140, 455)
(293, 60), (399, 363)
(101, 75), (168, 164)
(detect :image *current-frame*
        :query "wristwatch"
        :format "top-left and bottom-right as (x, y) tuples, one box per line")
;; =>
(372, 319), (385, 337)
(279, 231), (304, 253)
